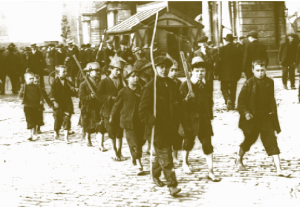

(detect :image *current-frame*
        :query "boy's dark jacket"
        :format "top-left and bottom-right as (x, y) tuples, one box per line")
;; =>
(19, 84), (43, 106)
(96, 77), (124, 118)
(139, 77), (183, 143)
(79, 76), (101, 114)
(180, 80), (213, 137)
(111, 86), (143, 130)
(238, 76), (281, 134)
(49, 78), (77, 114)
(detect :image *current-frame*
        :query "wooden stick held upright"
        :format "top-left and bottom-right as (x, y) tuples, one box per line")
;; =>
(180, 51), (194, 94)
(150, 11), (159, 179)
(72, 55), (95, 94)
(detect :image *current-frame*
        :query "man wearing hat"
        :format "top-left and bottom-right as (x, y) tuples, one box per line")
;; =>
(85, 43), (94, 64)
(117, 39), (135, 65)
(243, 31), (269, 79)
(79, 44), (87, 68)
(278, 33), (298, 89)
(1, 43), (22, 94)
(139, 56), (182, 196)
(103, 39), (116, 71)
(236, 36), (246, 54)
(215, 34), (243, 110)
(65, 40), (79, 85)
(28, 43), (46, 88)
(96, 55), (125, 160)
(55, 44), (66, 66)
(46, 44), (56, 73)
(79, 62), (106, 150)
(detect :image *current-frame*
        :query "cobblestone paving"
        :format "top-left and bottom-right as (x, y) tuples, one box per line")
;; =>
(1, 77), (300, 207)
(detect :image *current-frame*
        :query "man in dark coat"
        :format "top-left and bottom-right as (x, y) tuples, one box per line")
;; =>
(103, 39), (116, 72)
(242, 31), (269, 79)
(215, 34), (243, 110)
(2, 43), (22, 94)
(139, 56), (182, 196)
(116, 39), (135, 65)
(236, 58), (290, 177)
(235, 36), (246, 54)
(79, 62), (106, 150)
(85, 44), (94, 63)
(46, 44), (56, 73)
(28, 43), (46, 88)
(79, 44), (87, 68)
(54, 44), (66, 67)
(65, 40), (79, 85)
(0, 47), (5, 94)
(278, 33), (298, 89)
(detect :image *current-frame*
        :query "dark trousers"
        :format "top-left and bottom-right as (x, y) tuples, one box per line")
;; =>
(53, 109), (71, 132)
(24, 106), (42, 129)
(221, 80), (237, 105)
(282, 64), (295, 87)
(183, 117), (214, 154)
(2, 73), (19, 94)
(152, 142), (178, 188)
(104, 117), (123, 139)
(125, 129), (145, 160)
(240, 114), (280, 156)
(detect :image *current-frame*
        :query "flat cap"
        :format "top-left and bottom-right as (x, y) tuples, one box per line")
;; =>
(134, 58), (152, 71)
(154, 56), (173, 67)
(8, 43), (15, 48)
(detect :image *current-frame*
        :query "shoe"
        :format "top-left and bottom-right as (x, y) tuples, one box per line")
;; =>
(283, 85), (288, 90)
(27, 137), (33, 141)
(277, 171), (291, 178)
(169, 187), (181, 196)
(291, 86), (296, 90)
(137, 168), (144, 176)
(86, 142), (93, 147)
(153, 177), (165, 187)
(68, 131), (75, 135)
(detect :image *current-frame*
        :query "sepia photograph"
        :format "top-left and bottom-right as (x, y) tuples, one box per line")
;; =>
(0, 0), (300, 206)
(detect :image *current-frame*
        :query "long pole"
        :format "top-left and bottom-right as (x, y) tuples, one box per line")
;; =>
(150, 11), (159, 179)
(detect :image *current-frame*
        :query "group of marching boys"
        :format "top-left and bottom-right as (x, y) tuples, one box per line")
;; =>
(19, 42), (291, 197)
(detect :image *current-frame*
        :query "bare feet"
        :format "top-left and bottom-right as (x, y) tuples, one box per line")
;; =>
(169, 187), (181, 196)
(153, 177), (165, 187)
(207, 173), (221, 182)
(182, 164), (193, 174)
(99, 146), (108, 152)
(236, 159), (247, 171)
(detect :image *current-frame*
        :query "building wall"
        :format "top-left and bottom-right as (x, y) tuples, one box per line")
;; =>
(238, 1), (286, 67)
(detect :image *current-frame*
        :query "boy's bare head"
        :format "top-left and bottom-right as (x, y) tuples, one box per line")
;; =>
(24, 72), (35, 84)
(252, 59), (266, 79)
(55, 65), (68, 78)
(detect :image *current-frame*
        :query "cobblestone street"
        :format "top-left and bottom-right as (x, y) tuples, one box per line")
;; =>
(1, 76), (300, 207)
